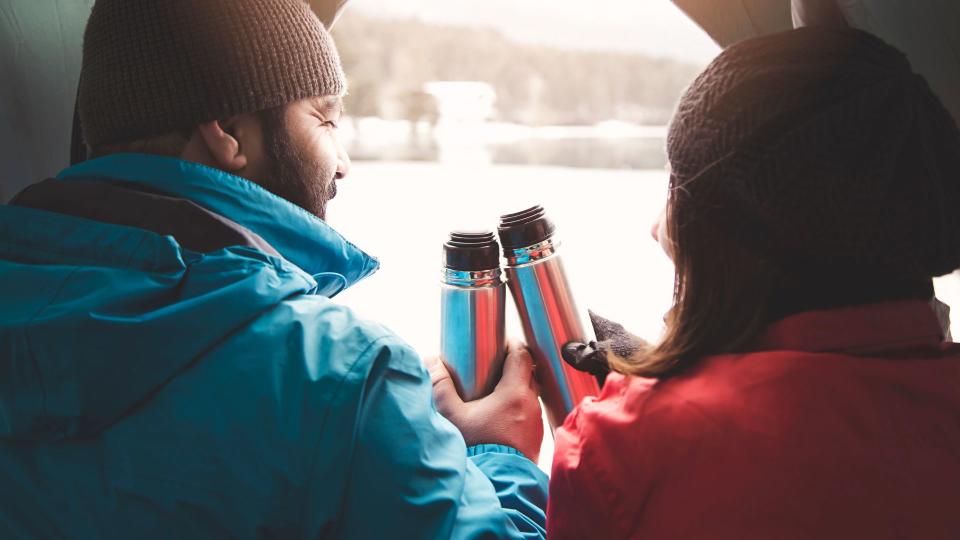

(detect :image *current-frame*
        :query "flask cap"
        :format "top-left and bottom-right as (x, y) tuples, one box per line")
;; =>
(443, 231), (500, 271)
(497, 205), (556, 254)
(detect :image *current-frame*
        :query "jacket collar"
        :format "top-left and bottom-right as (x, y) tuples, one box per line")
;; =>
(751, 300), (945, 355)
(57, 154), (379, 296)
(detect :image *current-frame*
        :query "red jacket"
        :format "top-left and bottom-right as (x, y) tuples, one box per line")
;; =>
(548, 300), (960, 539)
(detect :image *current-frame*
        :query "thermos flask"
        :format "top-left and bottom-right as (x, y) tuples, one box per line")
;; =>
(498, 206), (600, 428)
(440, 231), (507, 401)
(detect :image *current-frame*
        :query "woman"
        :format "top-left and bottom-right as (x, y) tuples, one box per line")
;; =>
(548, 28), (960, 539)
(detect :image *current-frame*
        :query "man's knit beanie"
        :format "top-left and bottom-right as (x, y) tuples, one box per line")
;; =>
(667, 27), (960, 279)
(79, 0), (346, 147)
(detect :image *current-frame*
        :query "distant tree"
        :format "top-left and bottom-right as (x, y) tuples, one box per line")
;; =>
(332, 12), (703, 125)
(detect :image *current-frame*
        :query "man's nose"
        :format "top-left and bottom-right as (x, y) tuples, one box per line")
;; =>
(335, 145), (351, 180)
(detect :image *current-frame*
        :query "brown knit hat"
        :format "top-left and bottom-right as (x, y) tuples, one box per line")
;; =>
(667, 27), (960, 279)
(79, 0), (346, 147)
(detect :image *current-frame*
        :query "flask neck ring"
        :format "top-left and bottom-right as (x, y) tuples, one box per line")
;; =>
(505, 237), (560, 266)
(442, 267), (503, 287)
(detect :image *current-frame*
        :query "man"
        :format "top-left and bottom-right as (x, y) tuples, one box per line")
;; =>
(0, 1), (546, 538)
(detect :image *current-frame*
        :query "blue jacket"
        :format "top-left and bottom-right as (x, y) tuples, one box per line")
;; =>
(0, 154), (547, 539)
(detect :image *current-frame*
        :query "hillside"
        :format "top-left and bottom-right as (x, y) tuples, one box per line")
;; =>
(332, 13), (702, 125)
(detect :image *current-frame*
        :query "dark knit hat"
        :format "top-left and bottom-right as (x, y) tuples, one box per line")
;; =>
(79, 0), (346, 147)
(667, 27), (960, 278)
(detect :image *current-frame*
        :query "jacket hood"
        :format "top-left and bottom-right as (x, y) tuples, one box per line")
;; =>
(57, 154), (380, 294)
(0, 154), (379, 441)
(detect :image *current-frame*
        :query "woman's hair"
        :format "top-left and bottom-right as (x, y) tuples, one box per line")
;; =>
(609, 27), (960, 378)
(607, 190), (778, 377)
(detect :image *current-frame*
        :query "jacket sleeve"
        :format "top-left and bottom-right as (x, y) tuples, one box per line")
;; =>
(331, 337), (547, 540)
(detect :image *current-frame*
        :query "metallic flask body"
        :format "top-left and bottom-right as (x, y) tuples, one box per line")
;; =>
(500, 207), (600, 428)
(440, 233), (507, 401)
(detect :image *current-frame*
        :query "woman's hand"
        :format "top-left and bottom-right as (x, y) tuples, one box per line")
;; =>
(562, 310), (650, 386)
(427, 342), (544, 462)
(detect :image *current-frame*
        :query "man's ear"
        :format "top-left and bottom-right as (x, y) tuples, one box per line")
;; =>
(196, 118), (249, 172)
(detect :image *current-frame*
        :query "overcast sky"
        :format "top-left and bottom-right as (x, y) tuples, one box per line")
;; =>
(348, 0), (722, 65)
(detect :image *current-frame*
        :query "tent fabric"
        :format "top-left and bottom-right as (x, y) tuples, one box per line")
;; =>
(309, 0), (350, 28)
(0, 0), (93, 202)
(671, 0), (960, 126)
(831, 1), (960, 129)
(791, 0), (848, 27)
(670, 0), (792, 48)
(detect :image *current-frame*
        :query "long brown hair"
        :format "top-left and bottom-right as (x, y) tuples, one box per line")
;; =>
(606, 177), (778, 378)
(607, 172), (936, 378)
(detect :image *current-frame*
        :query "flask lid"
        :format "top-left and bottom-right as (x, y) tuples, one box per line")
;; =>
(443, 231), (500, 271)
(497, 205), (556, 253)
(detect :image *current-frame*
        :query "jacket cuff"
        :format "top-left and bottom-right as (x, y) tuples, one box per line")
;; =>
(466, 443), (528, 460)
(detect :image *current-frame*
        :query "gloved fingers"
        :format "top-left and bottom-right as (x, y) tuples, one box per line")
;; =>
(588, 310), (630, 342)
(562, 340), (611, 374)
(562, 341), (598, 369)
(588, 310), (651, 359)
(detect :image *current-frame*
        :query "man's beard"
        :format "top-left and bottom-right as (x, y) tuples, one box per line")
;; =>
(256, 106), (336, 221)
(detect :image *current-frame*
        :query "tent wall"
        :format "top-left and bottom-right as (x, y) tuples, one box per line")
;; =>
(671, 0), (792, 48)
(0, 0), (93, 202)
(838, 1), (960, 128)
(672, 0), (960, 126)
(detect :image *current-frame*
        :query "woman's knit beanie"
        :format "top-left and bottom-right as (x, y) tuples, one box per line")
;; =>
(79, 0), (346, 147)
(667, 27), (960, 279)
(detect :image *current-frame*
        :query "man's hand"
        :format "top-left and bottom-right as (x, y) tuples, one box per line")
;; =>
(427, 342), (544, 462)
